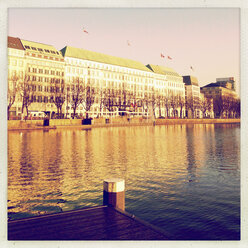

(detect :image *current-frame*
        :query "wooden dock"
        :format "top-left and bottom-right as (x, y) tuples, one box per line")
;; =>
(8, 205), (169, 240)
(8, 178), (171, 240)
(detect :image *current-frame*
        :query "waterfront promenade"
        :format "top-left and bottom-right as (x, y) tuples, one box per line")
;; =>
(8, 117), (240, 131)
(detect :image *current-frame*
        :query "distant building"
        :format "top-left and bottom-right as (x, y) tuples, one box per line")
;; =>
(8, 37), (25, 119)
(146, 64), (185, 118)
(7, 36), (239, 120)
(21, 39), (65, 118)
(183, 75), (201, 118)
(8, 37), (65, 118)
(60, 45), (154, 118)
(200, 92), (214, 118)
(216, 77), (236, 92)
(201, 80), (239, 118)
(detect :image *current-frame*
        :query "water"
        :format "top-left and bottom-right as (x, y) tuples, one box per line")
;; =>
(8, 124), (240, 240)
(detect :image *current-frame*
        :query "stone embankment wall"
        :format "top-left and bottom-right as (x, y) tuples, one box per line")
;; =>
(8, 117), (240, 130)
(155, 118), (240, 125)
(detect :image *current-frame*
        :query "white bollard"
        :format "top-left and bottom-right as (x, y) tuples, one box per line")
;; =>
(103, 178), (125, 211)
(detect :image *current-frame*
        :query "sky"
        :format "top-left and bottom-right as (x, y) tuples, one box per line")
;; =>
(8, 8), (240, 91)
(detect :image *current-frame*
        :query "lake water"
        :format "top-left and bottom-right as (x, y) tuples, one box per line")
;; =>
(8, 124), (240, 240)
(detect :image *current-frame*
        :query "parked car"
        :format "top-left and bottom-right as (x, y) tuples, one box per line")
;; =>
(29, 111), (47, 118)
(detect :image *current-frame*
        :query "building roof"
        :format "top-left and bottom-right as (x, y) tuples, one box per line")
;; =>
(216, 77), (234, 82)
(146, 64), (181, 77)
(201, 83), (219, 88)
(60, 46), (151, 72)
(201, 83), (238, 98)
(21, 39), (63, 57)
(183, 75), (199, 86)
(8, 37), (24, 50)
(202, 82), (233, 88)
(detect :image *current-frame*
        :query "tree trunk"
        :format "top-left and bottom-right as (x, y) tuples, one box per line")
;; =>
(8, 106), (10, 120)
(73, 107), (76, 119)
(26, 106), (29, 119)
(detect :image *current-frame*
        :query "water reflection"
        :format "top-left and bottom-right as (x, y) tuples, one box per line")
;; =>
(8, 124), (240, 239)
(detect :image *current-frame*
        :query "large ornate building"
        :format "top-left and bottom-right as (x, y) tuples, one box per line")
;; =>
(183, 75), (201, 118)
(8, 37), (186, 119)
(8, 37), (65, 119)
(8, 36), (239, 120)
(60, 45), (154, 118)
(8, 37), (25, 119)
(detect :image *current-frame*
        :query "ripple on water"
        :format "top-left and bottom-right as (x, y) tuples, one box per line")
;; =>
(8, 124), (240, 240)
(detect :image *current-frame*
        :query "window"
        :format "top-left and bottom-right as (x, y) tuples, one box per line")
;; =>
(12, 70), (16, 77)
(25, 46), (30, 49)
(31, 47), (37, 50)
(45, 49), (50, 53)
(12, 60), (17, 66)
(38, 48), (43, 52)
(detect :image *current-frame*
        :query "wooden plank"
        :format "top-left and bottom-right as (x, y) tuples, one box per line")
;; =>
(9, 206), (109, 232)
(8, 206), (169, 240)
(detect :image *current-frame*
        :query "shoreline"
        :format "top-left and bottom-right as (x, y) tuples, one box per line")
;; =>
(8, 118), (240, 131)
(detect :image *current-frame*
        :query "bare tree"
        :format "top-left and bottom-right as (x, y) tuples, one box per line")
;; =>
(170, 94), (179, 118)
(149, 87), (157, 119)
(164, 91), (171, 118)
(213, 96), (225, 118)
(65, 86), (70, 118)
(8, 74), (19, 120)
(97, 86), (105, 117)
(70, 77), (85, 119)
(230, 98), (240, 118)
(200, 96), (212, 118)
(178, 95), (185, 118)
(19, 74), (34, 119)
(51, 78), (66, 118)
(103, 87), (115, 114)
(186, 96), (200, 118)
(142, 92), (150, 117)
(117, 82), (132, 115)
(129, 89), (138, 113)
(233, 99), (240, 118)
(156, 93), (164, 117)
(83, 82), (96, 119)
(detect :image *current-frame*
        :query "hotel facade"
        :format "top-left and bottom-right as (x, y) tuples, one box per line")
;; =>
(8, 37), (187, 119)
(8, 36), (238, 120)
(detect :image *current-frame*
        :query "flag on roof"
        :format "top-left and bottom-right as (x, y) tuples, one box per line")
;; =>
(160, 53), (165, 58)
(127, 40), (131, 46)
(83, 27), (89, 34)
(190, 66), (194, 71)
(167, 56), (172, 60)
